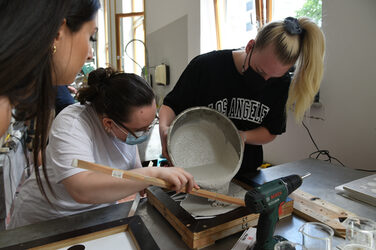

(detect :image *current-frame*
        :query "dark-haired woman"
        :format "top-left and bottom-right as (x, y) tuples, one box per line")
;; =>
(0, 0), (100, 198)
(8, 68), (198, 229)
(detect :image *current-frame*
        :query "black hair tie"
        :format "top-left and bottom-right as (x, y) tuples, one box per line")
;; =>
(284, 17), (303, 35)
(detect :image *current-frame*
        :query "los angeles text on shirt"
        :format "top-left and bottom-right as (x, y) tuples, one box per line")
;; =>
(208, 98), (270, 124)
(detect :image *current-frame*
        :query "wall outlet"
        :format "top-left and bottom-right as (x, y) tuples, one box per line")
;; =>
(155, 64), (169, 85)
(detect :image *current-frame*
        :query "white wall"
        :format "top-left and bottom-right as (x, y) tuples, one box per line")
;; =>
(145, 0), (200, 61)
(264, 0), (376, 170)
(145, 0), (200, 106)
(145, 0), (376, 170)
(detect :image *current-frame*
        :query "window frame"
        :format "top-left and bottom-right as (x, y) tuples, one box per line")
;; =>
(213, 0), (273, 50)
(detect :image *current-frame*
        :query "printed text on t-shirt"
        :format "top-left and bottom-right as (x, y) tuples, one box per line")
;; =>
(208, 98), (270, 124)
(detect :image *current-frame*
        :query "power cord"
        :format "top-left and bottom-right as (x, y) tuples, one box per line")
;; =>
(302, 120), (345, 166)
(302, 121), (376, 172)
(124, 39), (151, 82)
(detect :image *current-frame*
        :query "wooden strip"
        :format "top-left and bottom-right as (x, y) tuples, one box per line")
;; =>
(30, 225), (129, 250)
(289, 189), (357, 238)
(192, 189), (245, 207)
(73, 159), (246, 207)
(74, 159), (168, 187)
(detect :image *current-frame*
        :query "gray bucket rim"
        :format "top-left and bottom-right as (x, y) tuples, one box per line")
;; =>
(167, 106), (244, 168)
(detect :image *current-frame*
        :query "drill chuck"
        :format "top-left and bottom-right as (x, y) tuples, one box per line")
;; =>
(280, 175), (302, 195)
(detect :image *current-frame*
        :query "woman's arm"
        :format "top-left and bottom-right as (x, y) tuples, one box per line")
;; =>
(62, 166), (198, 204)
(158, 105), (176, 162)
(239, 127), (277, 145)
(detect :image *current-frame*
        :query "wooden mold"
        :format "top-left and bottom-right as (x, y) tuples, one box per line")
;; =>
(146, 186), (294, 249)
(3, 216), (159, 250)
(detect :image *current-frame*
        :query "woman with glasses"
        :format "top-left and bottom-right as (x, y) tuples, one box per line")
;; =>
(112, 113), (159, 145)
(8, 67), (198, 229)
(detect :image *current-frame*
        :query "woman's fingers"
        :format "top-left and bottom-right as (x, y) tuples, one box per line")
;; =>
(154, 167), (199, 193)
(139, 189), (146, 197)
(174, 167), (199, 192)
(175, 173), (188, 192)
(185, 175), (195, 193)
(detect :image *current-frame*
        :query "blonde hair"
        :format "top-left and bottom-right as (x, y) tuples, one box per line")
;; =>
(255, 17), (325, 121)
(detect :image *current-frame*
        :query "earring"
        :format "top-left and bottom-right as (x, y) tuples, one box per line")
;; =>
(52, 45), (57, 54)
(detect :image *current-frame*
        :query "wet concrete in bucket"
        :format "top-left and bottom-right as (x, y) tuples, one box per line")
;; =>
(169, 118), (244, 216)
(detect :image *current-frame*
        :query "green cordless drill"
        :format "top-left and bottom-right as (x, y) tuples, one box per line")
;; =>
(245, 174), (307, 250)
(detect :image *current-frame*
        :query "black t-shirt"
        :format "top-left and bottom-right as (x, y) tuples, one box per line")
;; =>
(164, 50), (291, 174)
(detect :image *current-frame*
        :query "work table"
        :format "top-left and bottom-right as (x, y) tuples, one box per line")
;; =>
(0, 158), (375, 249)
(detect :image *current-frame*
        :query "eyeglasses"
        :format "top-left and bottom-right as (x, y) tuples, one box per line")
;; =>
(146, 115), (159, 131)
(113, 115), (159, 139)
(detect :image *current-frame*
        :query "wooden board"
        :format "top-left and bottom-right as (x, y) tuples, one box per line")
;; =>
(4, 216), (159, 250)
(146, 186), (294, 249)
(289, 189), (358, 238)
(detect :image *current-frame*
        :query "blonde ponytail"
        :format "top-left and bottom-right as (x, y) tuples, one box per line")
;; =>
(286, 17), (325, 121)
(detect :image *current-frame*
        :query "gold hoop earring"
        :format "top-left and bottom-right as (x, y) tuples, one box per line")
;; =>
(52, 45), (57, 54)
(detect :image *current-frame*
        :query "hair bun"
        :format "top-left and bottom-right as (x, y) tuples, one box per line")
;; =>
(88, 67), (113, 87)
(77, 67), (116, 104)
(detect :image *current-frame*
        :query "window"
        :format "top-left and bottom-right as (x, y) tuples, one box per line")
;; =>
(202, 0), (322, 52)
(96, 0), (108, 68)
(201, 0), (258, 51)
(95, 0), (147, 77)
(116, 0), (146, 77)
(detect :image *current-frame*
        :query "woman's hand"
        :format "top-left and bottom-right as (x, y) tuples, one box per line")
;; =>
(239, 130), (247, 144)
(150, 167), (199, 193)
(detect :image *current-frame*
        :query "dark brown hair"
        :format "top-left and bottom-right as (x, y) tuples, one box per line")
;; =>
(0, 0), (100, 200)
(77, 67), (155, 121)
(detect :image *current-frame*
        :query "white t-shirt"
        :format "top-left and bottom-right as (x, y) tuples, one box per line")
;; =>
(8, 103), (141, 229)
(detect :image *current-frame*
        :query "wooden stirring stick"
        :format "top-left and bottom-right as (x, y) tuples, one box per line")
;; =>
(72, 159), (245, 206)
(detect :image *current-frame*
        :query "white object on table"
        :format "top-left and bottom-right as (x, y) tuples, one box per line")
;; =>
(231, 227), (257, 250)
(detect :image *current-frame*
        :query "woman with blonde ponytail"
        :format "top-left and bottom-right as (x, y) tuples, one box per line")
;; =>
(159, 17), (325, 177)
